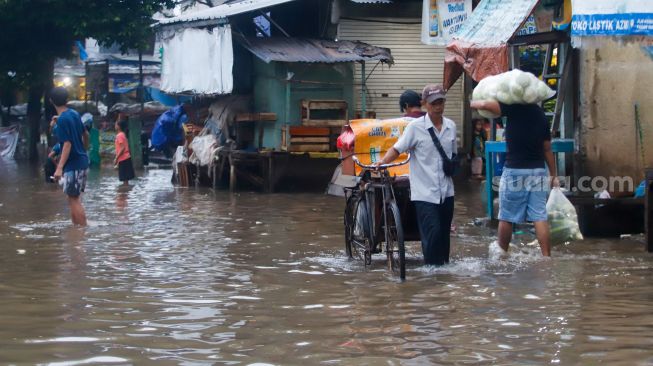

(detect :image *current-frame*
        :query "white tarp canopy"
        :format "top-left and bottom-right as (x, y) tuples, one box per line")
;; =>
(157, 0), (296, 26)
(161, 26), (234, 95)
(571, 0), (653, 37)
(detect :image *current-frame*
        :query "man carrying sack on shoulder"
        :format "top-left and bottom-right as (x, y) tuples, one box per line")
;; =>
(471, 99), (559, 256)
(376, 84), (458, 265)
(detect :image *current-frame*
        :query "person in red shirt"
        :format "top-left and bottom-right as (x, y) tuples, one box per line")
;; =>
(399, 90), (426, 118)
(114, 117), (135, 186)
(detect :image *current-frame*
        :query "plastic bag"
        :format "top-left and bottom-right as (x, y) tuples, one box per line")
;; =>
(336, 125), (355, 150)
(546, 188), (584, 244)
(472, 69), (555, 106)
(189, 134), (218, 166)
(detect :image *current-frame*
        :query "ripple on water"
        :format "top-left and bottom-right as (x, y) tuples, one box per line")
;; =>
(45, 356), (129, 366)
(2, 167), (653, 365)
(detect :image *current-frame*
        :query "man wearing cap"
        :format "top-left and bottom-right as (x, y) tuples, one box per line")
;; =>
(376, 84), (457, 265)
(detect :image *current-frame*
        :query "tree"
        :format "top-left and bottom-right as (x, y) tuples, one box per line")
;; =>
(0, 0), (174, 160)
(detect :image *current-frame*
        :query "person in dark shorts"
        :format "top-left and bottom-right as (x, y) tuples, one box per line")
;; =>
(114, 117), (135, 185)
(471, 99), (559, 256)
(51, 87), (89, 226)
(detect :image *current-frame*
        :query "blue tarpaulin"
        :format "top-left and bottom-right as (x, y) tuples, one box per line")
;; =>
(151, 106), (187, 153)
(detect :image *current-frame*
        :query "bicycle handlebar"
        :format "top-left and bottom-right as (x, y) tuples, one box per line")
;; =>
(352, 152), (411, 170)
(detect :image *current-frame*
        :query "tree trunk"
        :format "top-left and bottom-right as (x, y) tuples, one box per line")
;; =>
(25, 58), (54, 161)
(26, 84), (44, 161)
(1, 87), (14, 127)
(0, 106), (8, 127)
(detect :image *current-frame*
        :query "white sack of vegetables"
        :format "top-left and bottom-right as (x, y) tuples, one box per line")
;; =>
(546, 187), (584, 245)
(472, 69), (556, 119)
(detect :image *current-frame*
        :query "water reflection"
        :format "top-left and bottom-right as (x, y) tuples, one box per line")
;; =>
(0, 161), (652, 365)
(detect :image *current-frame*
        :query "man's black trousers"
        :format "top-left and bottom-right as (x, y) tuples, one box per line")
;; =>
(414, 197), (454, 265)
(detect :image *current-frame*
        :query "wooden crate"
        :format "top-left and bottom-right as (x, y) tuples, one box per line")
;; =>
(282, 126), (334, 152)
(300, 100), (348, 128)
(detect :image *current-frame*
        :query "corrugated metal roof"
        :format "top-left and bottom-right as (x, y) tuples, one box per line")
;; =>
(238, 37), (394, 64)
(157, 0), (296, 25)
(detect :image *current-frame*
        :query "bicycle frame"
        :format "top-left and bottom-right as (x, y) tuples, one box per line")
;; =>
(350, 154), (411, 255)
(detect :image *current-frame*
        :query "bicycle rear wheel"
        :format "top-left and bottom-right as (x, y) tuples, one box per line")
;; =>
(385, 199), (406, 280)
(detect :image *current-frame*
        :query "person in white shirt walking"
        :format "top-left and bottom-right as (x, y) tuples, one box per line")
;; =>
(376, 84), (457, 265)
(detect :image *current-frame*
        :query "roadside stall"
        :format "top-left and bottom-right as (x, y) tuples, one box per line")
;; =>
(442, 0), (576, 220)
(155, 0), (394, 192)
(568, 0), (653, 250)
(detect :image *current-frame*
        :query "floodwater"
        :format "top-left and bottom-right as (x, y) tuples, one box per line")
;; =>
(1, 160), (652, 366)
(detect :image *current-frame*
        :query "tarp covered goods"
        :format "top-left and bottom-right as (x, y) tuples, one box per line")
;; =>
(0, 126), (19, 159)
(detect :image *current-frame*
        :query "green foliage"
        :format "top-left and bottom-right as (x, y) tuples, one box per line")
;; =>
(0, 0), (175, 83)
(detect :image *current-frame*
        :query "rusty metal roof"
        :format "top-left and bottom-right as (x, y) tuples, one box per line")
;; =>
(237, 37), (394, 64)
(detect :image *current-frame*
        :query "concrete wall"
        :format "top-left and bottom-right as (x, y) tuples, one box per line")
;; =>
(579, 38), (653, 183)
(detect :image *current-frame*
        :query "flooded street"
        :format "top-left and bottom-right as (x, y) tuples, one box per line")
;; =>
(1, 160), (652, 365)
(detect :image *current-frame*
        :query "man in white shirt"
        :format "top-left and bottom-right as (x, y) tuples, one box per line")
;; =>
(376, 84), (457, 265)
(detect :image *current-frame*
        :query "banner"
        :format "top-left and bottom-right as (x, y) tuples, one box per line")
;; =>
(421, 0), (473, 46)
(571, 0), (653, 37)
(350, 118), (411, 176)
(515, 15), (538, 36)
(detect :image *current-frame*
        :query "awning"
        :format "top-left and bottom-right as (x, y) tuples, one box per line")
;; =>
(237, 37), (394, 64)
(156, 0), (297, 26)
(443, 0), (541, 89)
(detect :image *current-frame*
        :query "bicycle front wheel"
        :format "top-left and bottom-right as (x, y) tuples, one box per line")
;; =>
(344, 193), (356, 258)
(385, 199), (406, 280)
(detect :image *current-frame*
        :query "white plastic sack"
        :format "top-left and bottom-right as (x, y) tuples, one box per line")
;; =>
(546, 188), (583, 244)
(172, 145), (187, 175)
(472, 69), (555, 111)
(189, 134), (218, 166)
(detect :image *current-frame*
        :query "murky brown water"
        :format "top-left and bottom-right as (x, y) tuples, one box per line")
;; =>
(1, 160), (652, 365)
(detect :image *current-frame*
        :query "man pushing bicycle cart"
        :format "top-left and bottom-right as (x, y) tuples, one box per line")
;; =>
(375, 84), (458, 266)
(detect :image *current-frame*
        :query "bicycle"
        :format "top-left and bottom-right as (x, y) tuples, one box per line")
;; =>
(343, 153), (411, 280)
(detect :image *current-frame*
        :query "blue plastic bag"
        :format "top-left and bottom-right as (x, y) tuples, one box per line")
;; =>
(634, 180), (645, 198)
(151, 105), (187, 152)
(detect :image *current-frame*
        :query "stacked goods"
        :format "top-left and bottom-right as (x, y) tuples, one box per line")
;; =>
(472, 69), (556, 118)
(546, 188), (584, 245)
